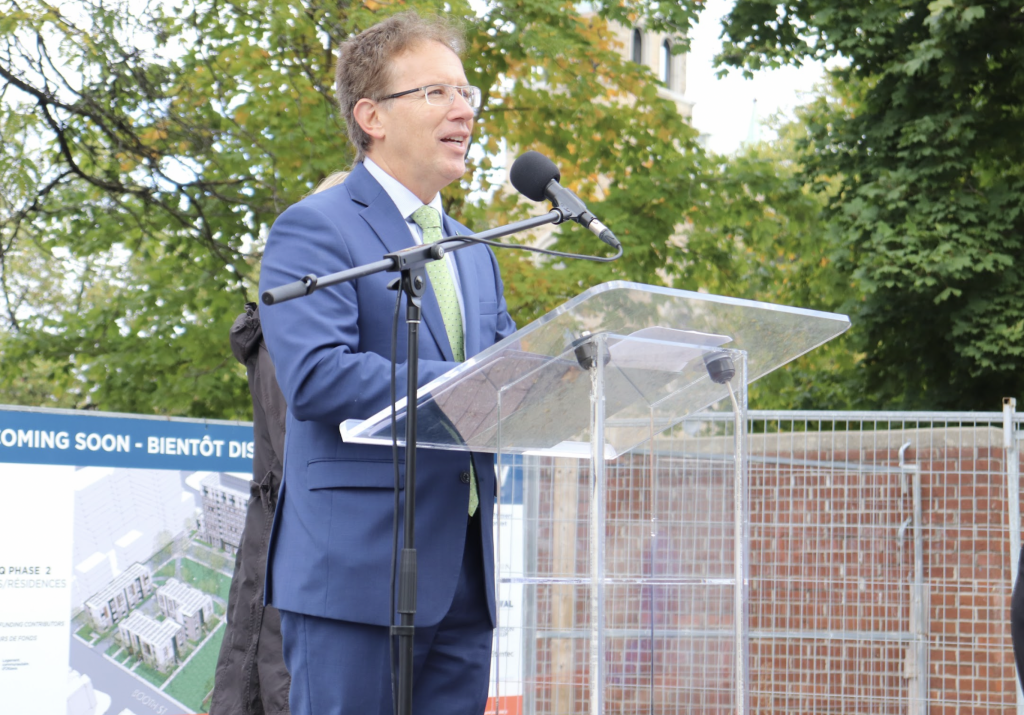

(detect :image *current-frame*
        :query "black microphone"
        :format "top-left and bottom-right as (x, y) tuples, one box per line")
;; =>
(509, 151), (621, 250)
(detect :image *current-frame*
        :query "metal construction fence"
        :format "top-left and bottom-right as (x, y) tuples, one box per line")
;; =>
(510, 402), (1023, 714)
(744, 403), (1021, 714)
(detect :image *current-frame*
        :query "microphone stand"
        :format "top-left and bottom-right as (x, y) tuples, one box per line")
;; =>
(261, 209), (570, 305)
(261, 207), (576, 715)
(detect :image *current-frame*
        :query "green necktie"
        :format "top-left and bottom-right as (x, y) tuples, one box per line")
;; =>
(410, 205), (478, 517)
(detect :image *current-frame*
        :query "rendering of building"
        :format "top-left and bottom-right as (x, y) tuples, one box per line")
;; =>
(118, 610), (185, 673)
(67, 669), (98, 715)
(114, 529), (149, 569)
(74, 550), (114, 613)
(200, 472), (250, 553)
(71, 467), (197, 609)
(157, 577), (214, 641)
(84, 563), (153, 631)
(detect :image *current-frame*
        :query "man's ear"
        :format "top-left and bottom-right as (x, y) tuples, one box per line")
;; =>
(353, 98), (386, 141)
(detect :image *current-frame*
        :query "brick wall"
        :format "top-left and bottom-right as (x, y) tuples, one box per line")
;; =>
(509, 421), (1021, 713)
(745, 428), (1017, 713)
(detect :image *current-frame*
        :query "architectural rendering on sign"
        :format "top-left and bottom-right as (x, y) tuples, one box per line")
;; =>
(84, 563), (153, 631)
(157, 577), (214, 642)
(200, 472), (251, 554)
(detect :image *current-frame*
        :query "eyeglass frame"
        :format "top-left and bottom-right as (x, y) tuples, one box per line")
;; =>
(379, 83), (482, 111)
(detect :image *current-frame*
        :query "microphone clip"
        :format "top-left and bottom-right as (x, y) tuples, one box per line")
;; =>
(545, 179), (589, 221)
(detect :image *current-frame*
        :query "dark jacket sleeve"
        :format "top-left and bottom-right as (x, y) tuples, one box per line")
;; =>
(255, 339), (286, 469)
(213, 304), (291, 715)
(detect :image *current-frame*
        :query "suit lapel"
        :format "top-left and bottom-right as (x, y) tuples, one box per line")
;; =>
(447, 216), (481, 359)
(349, 164), (452, 361)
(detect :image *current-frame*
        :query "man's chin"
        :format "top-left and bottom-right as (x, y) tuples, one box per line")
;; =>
(441, 161), (468, 185)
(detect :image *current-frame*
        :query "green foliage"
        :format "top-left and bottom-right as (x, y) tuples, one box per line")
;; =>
(1, 0), (711, 417)
(720, 0), (1024, 409)
(164, 623), (225, 712)
(460, 2), (706, 320)
(207, 549), (228, 572)
(684, 115), (859, 409)
(180, 557), (232, 600)
(134, 660), (171, 686)
(0, 0), (338, 416)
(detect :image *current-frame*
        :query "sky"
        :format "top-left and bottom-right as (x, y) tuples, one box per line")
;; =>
(684, 0), (827, 155)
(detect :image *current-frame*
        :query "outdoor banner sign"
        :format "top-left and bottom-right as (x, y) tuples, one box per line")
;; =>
(0, 404), (254, 715)
(488, 457), (525, 715)
(0, 404), (527, 715)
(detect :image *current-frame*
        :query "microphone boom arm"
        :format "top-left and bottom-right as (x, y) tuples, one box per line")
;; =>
(261, 210), (567, 306)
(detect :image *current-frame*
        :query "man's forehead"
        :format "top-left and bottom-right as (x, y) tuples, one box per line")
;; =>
(389, 41), (467, 83)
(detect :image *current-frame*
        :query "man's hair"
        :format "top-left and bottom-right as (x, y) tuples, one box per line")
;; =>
(336, 12), (464, 163)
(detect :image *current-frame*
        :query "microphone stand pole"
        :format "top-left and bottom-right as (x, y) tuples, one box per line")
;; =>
(261, 208), (572, 715)
(395, 262), (422, 715)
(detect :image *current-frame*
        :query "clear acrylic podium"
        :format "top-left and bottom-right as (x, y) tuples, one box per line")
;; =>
(342, 281), (850, 714)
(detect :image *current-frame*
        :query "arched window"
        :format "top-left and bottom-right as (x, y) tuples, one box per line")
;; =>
(632, 29), (643, 64)
(661, 39), (673, 86)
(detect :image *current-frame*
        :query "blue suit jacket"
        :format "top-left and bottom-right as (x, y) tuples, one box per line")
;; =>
(258, 163), (516, 627)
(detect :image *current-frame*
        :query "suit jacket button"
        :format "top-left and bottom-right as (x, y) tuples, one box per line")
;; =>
(459, 470), (471, 484)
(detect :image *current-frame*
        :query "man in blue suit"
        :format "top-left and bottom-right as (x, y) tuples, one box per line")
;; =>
(257, 12), (516, 715)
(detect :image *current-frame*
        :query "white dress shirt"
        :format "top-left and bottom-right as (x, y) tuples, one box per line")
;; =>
(363, 158), (467, 337)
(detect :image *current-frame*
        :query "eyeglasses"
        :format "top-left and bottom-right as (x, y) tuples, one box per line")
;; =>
(380, 84), (482, 111)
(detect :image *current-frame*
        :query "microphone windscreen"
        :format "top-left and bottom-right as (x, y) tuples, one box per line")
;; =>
(509, 151), (560, 202)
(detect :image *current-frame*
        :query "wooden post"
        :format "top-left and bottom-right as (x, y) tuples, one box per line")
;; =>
(551, 457), (580, 714)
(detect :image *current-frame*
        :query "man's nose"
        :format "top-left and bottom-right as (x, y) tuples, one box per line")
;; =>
(449, 92), (476, 120)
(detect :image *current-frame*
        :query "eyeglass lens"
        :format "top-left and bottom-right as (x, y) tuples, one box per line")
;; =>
(425, 85), (480, 108)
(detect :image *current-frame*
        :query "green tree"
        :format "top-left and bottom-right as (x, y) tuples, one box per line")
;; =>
(0, 104), (89, 408)
(1, 0), (707, 417)
(1, 0), (352, 416)
(683, 114), (859, 409)
(719, 0), (1024, 409)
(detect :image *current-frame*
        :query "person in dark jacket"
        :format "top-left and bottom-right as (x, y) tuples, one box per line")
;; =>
(211, 303), (290, 715)
(1012, 551), (1024, 691)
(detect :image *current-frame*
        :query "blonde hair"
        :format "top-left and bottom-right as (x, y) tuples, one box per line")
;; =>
(308, 171), (349, 196)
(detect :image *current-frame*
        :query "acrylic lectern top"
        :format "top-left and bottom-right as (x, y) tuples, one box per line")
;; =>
(340, 281), (849, 458)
